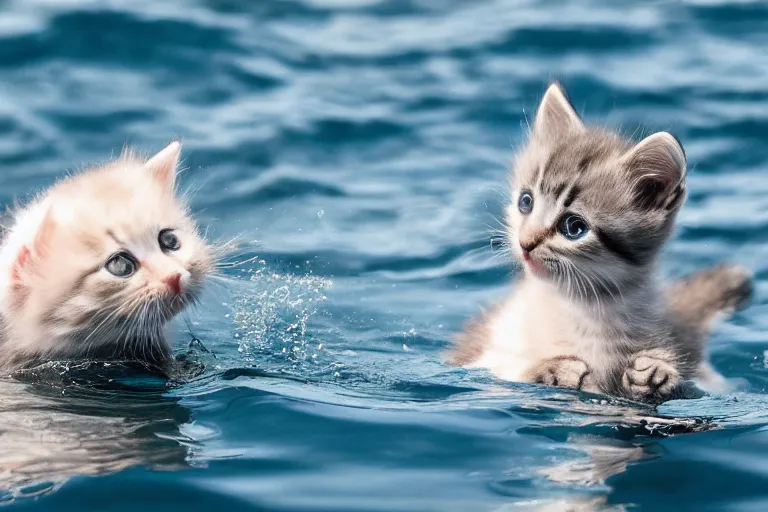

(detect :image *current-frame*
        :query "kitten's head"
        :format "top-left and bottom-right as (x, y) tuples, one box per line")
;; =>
(2, 142), (213, 365)
(507, 83), (686, 300)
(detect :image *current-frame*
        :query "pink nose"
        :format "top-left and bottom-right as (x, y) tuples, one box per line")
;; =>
(164, 273), (182, 295)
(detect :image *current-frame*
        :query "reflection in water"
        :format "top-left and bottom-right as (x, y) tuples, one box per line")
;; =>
(539, 435), (646, 488)
(504, 391), (715, 511)
(0, 362), (193, 501)
(529, 437), (646, 512)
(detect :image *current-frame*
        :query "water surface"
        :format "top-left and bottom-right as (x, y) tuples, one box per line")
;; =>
(1, 0), (768, 510)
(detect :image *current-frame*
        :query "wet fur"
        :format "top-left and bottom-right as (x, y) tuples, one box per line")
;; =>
(0, 142), (213, 372)
(449, 83), (752, 401)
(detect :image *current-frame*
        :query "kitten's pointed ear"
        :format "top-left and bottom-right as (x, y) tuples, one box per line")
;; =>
(145, 141), (181, 191)
(533, 82), (585, 142)
(11, 209), (56, 284)
(624, 132), (687, 211)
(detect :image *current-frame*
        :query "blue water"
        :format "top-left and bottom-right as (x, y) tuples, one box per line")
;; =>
(1, 0), (768, 510)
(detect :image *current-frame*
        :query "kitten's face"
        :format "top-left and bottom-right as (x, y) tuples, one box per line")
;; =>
(7, 142), (213, 363)
(507, 84), (687, 300)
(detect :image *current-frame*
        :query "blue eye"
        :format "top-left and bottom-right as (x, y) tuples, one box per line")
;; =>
(518, 191), (534, 214)
(105, 252), (139, 278)
(559, 214), (589, 240)
(158, 229), (180, 252)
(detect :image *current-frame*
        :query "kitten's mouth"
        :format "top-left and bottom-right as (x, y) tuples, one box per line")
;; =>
(522, 251), (550, 277)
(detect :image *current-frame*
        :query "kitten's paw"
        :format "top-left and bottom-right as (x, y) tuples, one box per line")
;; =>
(622, 349), (680, 402)
(531, 356), (591, 390)
(579, 371), (601, 394)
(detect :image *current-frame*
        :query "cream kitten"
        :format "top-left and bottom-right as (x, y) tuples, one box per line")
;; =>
(0, 142), (213, 371)
(450, 83), (751, 402)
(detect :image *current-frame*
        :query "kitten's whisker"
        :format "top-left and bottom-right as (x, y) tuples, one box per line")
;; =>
(129, 300), (148, 357)
(81, 298), (136, 354)
(208, 234), (251, 260)
(577, 256), (624, 305)
(117, 293), (154, 359)
(101, 296), (144, 359)
(215, 255), (264, 270)
(566, 260), (587, 303)
(136, 300), (153, 362)
(578, 264), (605, 316)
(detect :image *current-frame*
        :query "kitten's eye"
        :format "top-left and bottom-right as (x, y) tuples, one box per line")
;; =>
(158, 229), (180, 252)
(558, 214), (589, 240)
(105, 252), (138, 278)
(518, 191), (534, 214)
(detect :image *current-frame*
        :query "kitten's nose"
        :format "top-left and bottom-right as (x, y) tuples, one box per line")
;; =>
(164, 273), (182, 295)
(520, 239), (540, 253)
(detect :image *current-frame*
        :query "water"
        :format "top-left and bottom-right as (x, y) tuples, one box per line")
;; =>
(0, 0), (767, 510)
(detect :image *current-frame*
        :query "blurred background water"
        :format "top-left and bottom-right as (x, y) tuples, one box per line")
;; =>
(0, 0), (767, 510)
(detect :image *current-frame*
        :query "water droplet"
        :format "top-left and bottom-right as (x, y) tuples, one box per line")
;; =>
(317, 209), (324, 218)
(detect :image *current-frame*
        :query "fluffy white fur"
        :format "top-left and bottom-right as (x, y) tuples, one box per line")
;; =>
(0, 142), (213, 371)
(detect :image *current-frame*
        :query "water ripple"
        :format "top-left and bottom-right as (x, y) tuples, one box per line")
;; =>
(0, 0), (766, 510)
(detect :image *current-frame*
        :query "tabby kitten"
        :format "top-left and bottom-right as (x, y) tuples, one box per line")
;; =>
(0, 142), (213, 371)
(450, 83), (751, 401)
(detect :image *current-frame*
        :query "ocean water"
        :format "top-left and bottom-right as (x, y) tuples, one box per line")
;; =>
(0, 0), (767, 510)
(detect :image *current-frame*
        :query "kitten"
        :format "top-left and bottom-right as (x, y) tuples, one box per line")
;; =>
(449, 83), (751, 402)
(0, 142), (213, 372)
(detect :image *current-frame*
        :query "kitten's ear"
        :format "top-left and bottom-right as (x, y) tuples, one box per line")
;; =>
(623, 132), (687, 211)
(533, 82), (585, 142)
(145, 141), (181, 191)
(11, 209), (56, 284)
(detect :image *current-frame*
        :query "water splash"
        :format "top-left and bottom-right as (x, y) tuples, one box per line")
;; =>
(230, 259), (331, 369)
